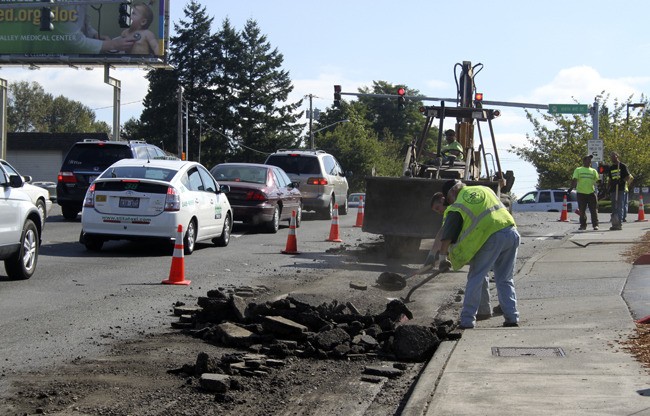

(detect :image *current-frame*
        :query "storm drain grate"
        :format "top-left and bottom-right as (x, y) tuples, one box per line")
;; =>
(491, 347), (566, 357)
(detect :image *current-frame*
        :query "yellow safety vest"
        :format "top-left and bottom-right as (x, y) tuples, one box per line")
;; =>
(443, 186), (516, 271)
(441, 140), (464, 160)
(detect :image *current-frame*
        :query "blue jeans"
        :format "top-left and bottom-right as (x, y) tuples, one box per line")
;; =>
(460, 226), (520, 327)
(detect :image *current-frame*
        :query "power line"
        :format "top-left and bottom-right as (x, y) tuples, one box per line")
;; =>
(92, 100), (142, 111)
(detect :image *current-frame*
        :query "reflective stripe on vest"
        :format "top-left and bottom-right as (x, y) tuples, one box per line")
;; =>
(445, 186), (515, 270)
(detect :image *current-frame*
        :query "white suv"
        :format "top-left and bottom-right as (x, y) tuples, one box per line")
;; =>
(265, 149), (349, 219)
(513, 189), (578, 213)
(0, 173), (42, 279)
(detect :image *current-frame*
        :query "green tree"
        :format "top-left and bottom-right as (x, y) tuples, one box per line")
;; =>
(315, 108), (403, 192)
(137, 68), (180, 153)
(201, 17), (244, 167)
(512, 97), (650, 191)
(356, 81), (427, 146)
(137, 6), (303, 167)
(7, 81), (109, 134)
(233, 19), (303, 163)
(7, 81), (49, 132)
(169, 0), (217, 161)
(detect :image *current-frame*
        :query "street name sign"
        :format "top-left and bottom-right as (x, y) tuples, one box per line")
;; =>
(548, 104), (590, 114)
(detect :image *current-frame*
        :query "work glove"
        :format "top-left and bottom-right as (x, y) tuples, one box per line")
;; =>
(439, 254), (451, 272)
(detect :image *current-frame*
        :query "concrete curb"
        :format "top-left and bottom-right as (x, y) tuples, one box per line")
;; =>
(400, 340), (457, 416)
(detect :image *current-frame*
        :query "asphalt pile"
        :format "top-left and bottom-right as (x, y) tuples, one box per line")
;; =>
(170, 287), (459, 363)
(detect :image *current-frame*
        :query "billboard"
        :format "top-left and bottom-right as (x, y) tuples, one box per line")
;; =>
(0, 0), (169, 66)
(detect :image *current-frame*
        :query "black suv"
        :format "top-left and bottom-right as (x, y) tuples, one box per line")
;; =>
(57, 140), (172, 220)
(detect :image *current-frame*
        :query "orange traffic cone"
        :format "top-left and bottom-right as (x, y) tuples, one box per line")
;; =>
(162, 224), (190, 285)
(558, 195), (569, 222)
(636, 195), (648, 222)
(327, 204), (343, 242)
(354, 196), (365, 228)
(281, 210), (301, 254)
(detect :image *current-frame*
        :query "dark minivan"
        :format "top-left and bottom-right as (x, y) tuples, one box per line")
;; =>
(56, 140), (172, 220)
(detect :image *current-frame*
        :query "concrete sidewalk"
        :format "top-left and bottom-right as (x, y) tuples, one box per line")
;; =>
(406, 219), (650, 416)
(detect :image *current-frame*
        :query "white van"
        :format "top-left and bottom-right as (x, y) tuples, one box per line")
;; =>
(513, 189), (578, 213)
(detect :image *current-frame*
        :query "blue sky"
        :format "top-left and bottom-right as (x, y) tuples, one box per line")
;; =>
(2, 0), (650, 197)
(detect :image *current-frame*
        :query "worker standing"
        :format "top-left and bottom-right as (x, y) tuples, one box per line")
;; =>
(569, 154), (600, 231)
(607, 152), (632, 231)
(437, 179), (520, 329)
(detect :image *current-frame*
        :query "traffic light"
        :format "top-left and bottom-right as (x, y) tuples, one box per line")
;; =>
(474, 92), (483, 108)
(334, 85), (341, 108)
(397, 87), (406, 111)
(119, 2), (132, 28)
(39, 0), (54, 32)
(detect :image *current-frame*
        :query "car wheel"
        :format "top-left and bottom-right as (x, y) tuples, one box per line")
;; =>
(213, 213), (232, 247)
(320, 198), (334, 220)
(62, 206), (79, 220)
(81, 232), (104, 252)
(340, 196), (349, 216)
(294, 203), (302, 228)
(35, 199), (47, 227)
(4, 219), (39, 280)
(265, 206), (280, 233)
(184, 219), (197, 255)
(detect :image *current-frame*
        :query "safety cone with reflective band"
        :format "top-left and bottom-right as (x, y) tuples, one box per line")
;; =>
(558, 195), (569, 222)
(162, 224), (190, 285)
(354, 196), (365, 228)
(281, 210), (301, 254)
(636, 195), (648, 222)
(326, 204), (343, 242)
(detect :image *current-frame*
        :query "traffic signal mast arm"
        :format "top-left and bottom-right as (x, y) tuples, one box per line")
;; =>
(334, 89), (550, 110)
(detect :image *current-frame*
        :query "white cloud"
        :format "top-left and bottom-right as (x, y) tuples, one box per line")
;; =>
(0, 66), (149, 125)
(423, 79), (449, 92)
(513, 66), (649, 105)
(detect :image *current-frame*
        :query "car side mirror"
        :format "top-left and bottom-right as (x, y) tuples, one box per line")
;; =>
(9, 174), (24, 188)
(219, 184), (230, 194)
(291, 181), (300, 189)
(23, 175), (32, 183)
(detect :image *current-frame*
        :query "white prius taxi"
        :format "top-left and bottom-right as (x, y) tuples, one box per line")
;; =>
(80, 159), (232, 254)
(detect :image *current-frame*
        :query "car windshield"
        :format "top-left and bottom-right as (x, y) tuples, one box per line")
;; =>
(64, 144), (134, 170)
(266, 155), (320, 175)
(211, 165), (267, 184)
(99, 166), (176, 182)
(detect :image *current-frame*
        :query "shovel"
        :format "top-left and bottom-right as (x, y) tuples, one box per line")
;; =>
(376, 263), (435, 291)
(401, 263), (450, 303)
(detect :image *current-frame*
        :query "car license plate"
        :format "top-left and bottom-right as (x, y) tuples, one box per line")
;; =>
(119, 197), (140, 208)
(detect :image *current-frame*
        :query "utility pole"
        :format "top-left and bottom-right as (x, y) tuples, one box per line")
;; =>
(177, 86), (183, 159)
(308, 94), (314, 149)
(184, 99), (189, 161)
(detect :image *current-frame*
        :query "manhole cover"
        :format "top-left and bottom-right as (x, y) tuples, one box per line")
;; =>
(491, 347), (566, 357)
